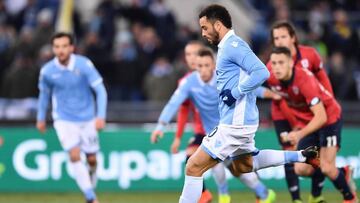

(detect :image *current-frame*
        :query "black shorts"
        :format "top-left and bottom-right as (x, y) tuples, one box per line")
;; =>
(273, 120), (293, 148)
(187, 133), (205, 148)
(297, 118), (342, 150)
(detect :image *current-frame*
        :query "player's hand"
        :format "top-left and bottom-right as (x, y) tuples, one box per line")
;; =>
(171, 137), (181, 153)
(220, 89), (236, 106)
(36, 121), (47, 134)
(95, 118), (106, 131)
(151, 130), (164, 143)
(272, 92), (282, 100)
(287, 131), (300, 146)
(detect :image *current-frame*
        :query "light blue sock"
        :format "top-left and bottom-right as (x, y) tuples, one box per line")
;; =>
(255, 183), (268, 199)
(284, 151), (305, 163)
(84, 188), (96, 201)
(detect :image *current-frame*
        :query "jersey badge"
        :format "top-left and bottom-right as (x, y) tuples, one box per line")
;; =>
(231, 41), (238, 47)
(292, 86), (299, 95)
(301, 59), (309, 69)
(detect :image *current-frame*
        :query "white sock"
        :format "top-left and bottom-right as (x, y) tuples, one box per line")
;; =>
(179, 175), (203, 203)
(252, 150), (305, 171)
(239, 172), (260, 190)
(239, 172), (268, 199)
(70, 161), (95, 200)
(211, 163), (228, 194)
(252, 150), (285, 171)
(89, 165), (97, 188)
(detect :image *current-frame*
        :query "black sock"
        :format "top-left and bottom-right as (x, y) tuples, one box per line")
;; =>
(331, 168), (354, 200)
(311, 168), (325, 197)
(285, 163), (301, 200)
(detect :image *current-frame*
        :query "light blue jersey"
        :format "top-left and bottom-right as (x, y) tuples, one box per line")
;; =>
(216, 30), (269, 126)
(156, 72), (219, 134)
(37, 54), (107, 122)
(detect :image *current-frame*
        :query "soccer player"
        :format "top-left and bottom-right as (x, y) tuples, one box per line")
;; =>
(171, 41), (230, 203)
(36, 32), (107, 203)
(264, 21), (334, 203)
(163, 4), (318, 203)
(155, 47), (276, 203)
(265, 46), (357, 203)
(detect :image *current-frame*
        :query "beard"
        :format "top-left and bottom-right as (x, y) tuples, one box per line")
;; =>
(211, 31), (220, 45)
(204, 24), (220, 45)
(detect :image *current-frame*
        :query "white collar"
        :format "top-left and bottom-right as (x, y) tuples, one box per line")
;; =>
(54, 54), (75, 71)
(196, 71), (217, 86)
(218, 30), (235, 49)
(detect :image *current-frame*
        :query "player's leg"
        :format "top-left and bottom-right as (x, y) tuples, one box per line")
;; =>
(274, 120), (302, 202)
(179, 146), (219, 203)
(186, 134), (212, 203)
(69, 147), (97, 203)
(237, 172), (276, 203)
(319, 119), (357, 202)
(294, 131), (325, 203)
(54, 120), (97, 203)
(86, 153), (97, 188)
(211, 163), (231, 203)
(80, 119), (101, 202)
(229, 146), (318, 174)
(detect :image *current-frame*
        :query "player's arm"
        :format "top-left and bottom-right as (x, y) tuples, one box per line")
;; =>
(311, 49), (334, 95)
(83, 58), (108, 131)
(36, 70), (51, 133)
(254, 86), (281, 100)
(221, 47), (270, 106)
(287, 78), (327, 145)
(151, 79), (191, 143)
(314, 70), (334, 95)
(255, 86), (298, 128)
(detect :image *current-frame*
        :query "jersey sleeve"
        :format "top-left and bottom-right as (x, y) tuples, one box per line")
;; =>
(37, 69), (51, 121)
(299, 70), (322, 106)
(156, 77), (192, 131)
(83, 58), (103, 88)
(82, 57), (107, 119)
(229, 44), (270, 99)
(310, 48), (323, 73)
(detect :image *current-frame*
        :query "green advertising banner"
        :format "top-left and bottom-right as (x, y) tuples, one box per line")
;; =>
(0, 127), (359, 192)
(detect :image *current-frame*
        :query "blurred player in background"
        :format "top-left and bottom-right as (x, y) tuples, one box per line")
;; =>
(262, 47), (357, 203)
(36, 32), (107, 203)
(174, 5), (319, 203)
(170, 41), (230, 203)
(262, 21), (334, 203)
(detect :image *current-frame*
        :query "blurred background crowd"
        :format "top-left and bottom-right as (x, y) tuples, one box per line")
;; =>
(0, 0), (359, 120)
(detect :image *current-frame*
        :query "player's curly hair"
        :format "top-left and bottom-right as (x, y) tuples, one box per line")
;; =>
(199, 4), (232, 29)
(270, 21), (299, 48)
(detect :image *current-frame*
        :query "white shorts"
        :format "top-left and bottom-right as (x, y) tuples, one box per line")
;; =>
(201, 124), (258, 161)
(53, 119), (99, 153)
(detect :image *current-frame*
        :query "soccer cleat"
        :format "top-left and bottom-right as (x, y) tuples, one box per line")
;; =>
(219, 193), (231, 203)
(86, 199), (99, 203)
(259, 189), (276, 203)
(293, 200), (303, 203)
(343, 199), (359, 203)
(344, 166), (357, 196)
(198, 189), (212, 203)
(343, 165), (358, 203)
(308, 195), (326, 203)
(301, 146), (320, 168)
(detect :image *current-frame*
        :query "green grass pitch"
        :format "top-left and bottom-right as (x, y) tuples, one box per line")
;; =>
(0, 191), (357, 203)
